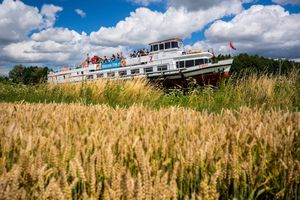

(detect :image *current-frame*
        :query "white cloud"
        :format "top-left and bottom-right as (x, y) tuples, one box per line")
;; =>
(3, 41), (73, 63)
(203, 5), (300, 58)
(0, 0), (42, 44)
(75, 9), (86, 18)
(0, 0), (62, 45)
(40, 4), (63, 28)
(3, 27), (127, 65)
(90, 1), (242, 46)
(272, 0), (300, 5)
(31, 28), (82, 43)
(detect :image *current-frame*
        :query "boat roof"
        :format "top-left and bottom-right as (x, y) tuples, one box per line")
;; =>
(149, 38), (182, 45)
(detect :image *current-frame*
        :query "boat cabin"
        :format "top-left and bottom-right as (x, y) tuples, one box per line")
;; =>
(149, 38), (183, 53)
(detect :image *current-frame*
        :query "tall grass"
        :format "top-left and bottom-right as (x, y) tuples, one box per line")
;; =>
(0, 72), (299, 111)
(162, 72), (300, 111)
(0, 103), (299, 199)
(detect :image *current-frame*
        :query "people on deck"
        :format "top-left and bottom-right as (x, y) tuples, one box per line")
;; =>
(130, 49), (149, 58)
(81, 51), (125, 67)
(91, 55), (99, 64)
(86, 53), (90, 65)
(103, 56), (108, 63)
(111, 54), (116, 61)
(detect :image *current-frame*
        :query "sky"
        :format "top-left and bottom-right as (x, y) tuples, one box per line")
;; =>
(1, 0), (300, 76)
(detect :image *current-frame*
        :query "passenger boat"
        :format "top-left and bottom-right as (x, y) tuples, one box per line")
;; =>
(47, 38), (233, 87)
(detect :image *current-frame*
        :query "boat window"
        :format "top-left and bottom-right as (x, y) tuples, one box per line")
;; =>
(157, 65), (168, 71)
(153, 44), (159, 51)
(119, 70), (127, 76)
(195, 59), (204, 65)
(176, 61), (185, 68)
(180, 61), (185, 68)
(159, 43), (164, 50)
(145, 67), (153, 73)
(185, 60), (195, 68)
(165, 42), (171, 49)
(107, 72), (115, 77)
(97, 74), (103, 78)
(81, 71), (84, 75)
(87, 75), (94, 80)
(150, 45), (153, 52)
(171, 41), (178, 48)
(131, 69), (140, 75)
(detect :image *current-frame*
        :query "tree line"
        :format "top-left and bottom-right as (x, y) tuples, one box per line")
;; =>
(1, 54), (300, 85)
(216, 53), (300, 76)
(6, 64), (49, 85)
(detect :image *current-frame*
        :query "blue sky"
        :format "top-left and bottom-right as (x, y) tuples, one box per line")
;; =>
(0, 0), (300, 75)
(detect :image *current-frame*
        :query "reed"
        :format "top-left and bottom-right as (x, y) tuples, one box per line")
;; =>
(0, 103), (299, 199)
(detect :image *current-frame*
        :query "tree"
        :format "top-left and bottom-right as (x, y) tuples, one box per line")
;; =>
(216, 53), (300, 76)
(0, 76), (11, 84)
(9, 65), (49, 85)
(9, 64), (25, 84)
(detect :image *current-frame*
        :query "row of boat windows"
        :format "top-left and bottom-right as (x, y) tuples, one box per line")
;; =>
(84, 65), (168, 80)
(176, 58), (210, 69)
(151, 41), (180, 52)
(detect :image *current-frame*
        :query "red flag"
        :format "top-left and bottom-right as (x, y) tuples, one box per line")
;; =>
(230, 41), (236, 50)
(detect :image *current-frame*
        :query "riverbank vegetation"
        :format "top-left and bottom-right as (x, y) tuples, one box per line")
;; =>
(1, 71), (299, 112)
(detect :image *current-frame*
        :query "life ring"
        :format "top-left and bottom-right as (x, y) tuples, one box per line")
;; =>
(121, 60), (127, 67)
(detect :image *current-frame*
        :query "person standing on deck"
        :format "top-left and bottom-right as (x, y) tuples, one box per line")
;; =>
(86, 53), (90, 65)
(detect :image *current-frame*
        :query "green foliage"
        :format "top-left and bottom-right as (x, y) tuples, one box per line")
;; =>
(9, 64), (49, 85)
(230, 54), (300, 76)
(214, 53), (300, 77)
(0, 76), (11, 84)
(0, 72), (299, 112)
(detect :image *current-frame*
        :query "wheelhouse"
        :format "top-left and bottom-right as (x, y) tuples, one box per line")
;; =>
(149, 38), (183, 53)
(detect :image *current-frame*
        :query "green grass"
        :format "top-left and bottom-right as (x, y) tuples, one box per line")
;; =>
(1, 72), (300, 112)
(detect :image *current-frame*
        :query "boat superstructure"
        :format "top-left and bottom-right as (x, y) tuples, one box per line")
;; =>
(48, 38), (233, 86)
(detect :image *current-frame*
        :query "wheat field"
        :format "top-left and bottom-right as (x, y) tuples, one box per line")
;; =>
(0, 103), (299, 199)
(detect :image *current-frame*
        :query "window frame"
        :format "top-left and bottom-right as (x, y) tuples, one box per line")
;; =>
(131, 69), (140, 75)
(119, 70), (127, 77)
(107, 72), (115, 77)
(195, 59), (204, 66)
(145, 67), (153, 73)
(159, 43), (164, 50)
(157, 65), (168, 71)
(185, 60), (195, 68)
(97, 74), (103, 78)
(165, 42), (171, 49)
(171, 41), (179, 48)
